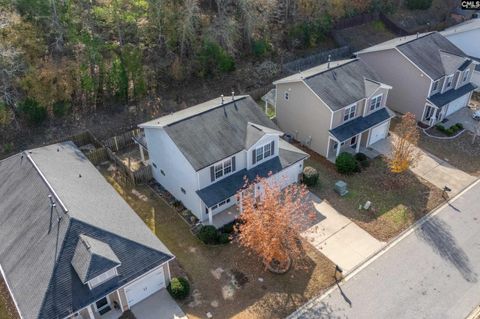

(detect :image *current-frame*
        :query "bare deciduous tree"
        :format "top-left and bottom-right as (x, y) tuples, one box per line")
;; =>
(387, 112), (421, 174)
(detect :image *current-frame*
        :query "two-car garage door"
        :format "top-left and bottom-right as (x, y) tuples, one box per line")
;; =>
(125, 267), (166, 307)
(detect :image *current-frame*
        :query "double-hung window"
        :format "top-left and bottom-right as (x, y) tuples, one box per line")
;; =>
(210, 157), (236, 182)
(343, 104), (356, 122)
(445, 75), (454, 90)
(223, 158), (232, 174)
(252, 141), (275, 165)
(432, 80), (439, 92)
(214, 163), (223, 179)
(369, 95), (382, 111)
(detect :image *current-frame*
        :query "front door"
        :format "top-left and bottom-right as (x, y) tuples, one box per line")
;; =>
(424, 105), (436, 123)
(350, 136), (357, 149)
(95, 297), (111, 315)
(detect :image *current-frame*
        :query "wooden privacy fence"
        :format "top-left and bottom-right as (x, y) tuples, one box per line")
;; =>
(103, 129), (141, 152)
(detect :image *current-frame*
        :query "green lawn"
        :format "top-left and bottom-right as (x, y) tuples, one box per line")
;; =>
(303, 149), (444, 241)
(100, 164), (335, 319)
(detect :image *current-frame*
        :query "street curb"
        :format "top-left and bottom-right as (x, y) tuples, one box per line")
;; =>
(287, 177), (480, 319)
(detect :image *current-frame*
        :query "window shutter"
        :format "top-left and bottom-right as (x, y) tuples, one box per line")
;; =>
(232, 156), (236, 171)
(210, 166), (215, 182)
(270, 140), (275, 156)
(252, 149), (257, 165)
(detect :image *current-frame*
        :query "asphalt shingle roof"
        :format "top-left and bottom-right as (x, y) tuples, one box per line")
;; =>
(0, 142), (173, 319)
(397, 32), (467, 80)
(303, 59), (382, 111)
(428, 83), (477, 107)
(329, 108), (393, 142)
(141, 96), (279, 171)
(196, 139), (308, 207)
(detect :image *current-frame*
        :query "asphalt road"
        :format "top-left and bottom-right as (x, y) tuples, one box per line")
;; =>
(289, 180), (480, 319)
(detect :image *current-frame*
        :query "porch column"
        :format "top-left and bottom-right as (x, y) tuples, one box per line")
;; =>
(336, 140), (341, 157)
(208, 207), (213, 225)
(431, 108), (439, 125)
(356, 134), (361, 153)
(116, 290), (125, 311)
(87, 305), (95, 319)
(139, 145), (145, 163)
(265, 100), (268, 114)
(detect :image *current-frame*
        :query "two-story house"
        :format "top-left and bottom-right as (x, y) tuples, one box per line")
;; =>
(138, 95), (308, 227)
(356, 32), (477, 126)
(273, 58), (394, 161)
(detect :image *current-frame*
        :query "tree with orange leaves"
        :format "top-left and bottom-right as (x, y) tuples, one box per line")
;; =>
(387, 112), (421, 174)
(235, 174), (312, 273)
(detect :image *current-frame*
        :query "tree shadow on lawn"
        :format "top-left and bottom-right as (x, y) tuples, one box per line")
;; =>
(415, 216), (477, 283)
(304, 152), (444, 242)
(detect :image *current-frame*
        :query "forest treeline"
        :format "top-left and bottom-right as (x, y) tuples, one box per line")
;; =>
(0, 0), (396, 128)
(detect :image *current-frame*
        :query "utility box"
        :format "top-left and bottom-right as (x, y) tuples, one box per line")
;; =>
(334, 180), (348, 196)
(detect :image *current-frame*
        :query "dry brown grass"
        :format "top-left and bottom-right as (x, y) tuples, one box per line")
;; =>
(0, 278), (19, 319)
(99, 164), (336, 319)
(302, 147), (444, 242)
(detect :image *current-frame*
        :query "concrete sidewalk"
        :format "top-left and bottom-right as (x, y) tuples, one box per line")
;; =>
(302, 194), (385, 273)
(371, 136), (476, 196)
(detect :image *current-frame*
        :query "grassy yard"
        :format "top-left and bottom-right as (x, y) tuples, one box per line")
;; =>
(0, 279), (18, 319)
(99, 163), (335, 319)
(418, 132), (480, 177)
(303, 148), (444, 242)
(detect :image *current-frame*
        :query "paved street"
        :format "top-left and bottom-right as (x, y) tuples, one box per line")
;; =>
(289, 180), (480, 319)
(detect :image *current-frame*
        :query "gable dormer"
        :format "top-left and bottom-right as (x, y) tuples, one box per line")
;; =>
(245, 123), (282, 170)
(71, 234), (121, 290)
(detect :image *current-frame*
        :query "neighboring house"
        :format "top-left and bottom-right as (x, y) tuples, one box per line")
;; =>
(356, 32), (477, 126)
(273, 58), (394, 161)
(0, 142), (174, 319)
(138, 95), (308, 227)
(442, 18), (480, 90)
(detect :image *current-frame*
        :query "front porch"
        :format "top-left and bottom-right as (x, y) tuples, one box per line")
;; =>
(75, 289), (126, 319)
(206, 204), (239, 228)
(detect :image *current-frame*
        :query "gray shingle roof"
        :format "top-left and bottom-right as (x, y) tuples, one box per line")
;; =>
(428, 83), (477, 107)
(196, 139), (308, 207)
(71, 235), (121, 284)
(329, 108), (393, 142)
(143, 96), (279, 171)
(397, 32), (467, 80)
(303, 59), (382, 111)
(0, 142), (173, 319)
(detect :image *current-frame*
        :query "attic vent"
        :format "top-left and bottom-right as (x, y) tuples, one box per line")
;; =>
(82, 237), (91, 250)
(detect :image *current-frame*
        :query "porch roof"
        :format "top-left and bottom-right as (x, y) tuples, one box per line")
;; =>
(196, 140), (307, 207)
(329, 108), (392, 142)
(428, 83), (477, 108)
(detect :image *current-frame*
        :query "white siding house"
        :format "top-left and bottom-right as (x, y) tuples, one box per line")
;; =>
(139, 95), (308, 227)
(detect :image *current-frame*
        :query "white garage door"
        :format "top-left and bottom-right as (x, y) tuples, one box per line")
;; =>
(369, 121), (389, 145)
(125, 267), (166, 307)
(446, 94), (469, 116)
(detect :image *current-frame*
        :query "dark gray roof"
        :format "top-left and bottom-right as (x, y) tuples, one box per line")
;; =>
(397, 32), (467, 80)
(71, 235), (121, 284)
(428, 83), (477, 107)
(196, 139), (308, 207)
(329, 108), (393, 142)
(303, 59), (382, 111)
(146, 96), (279, 171)
(0, 142), (173, 319)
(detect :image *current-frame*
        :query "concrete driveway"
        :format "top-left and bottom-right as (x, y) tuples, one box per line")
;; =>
(442, 107), (480, 133)
(371, 136), (476, 196)
(130, 289), (187, 319)
(301, 193), (385, 274)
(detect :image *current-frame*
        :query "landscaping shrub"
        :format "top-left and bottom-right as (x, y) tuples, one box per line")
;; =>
(355, 152), (370, 168)
(288, 15), (332, 48)
(197, 225), (219, 244)
(219, 220), (236, 234)
(436, 123), (463, 136)
(52, 100), (71, 117)
(167, 277), (190, 300)
(302, 166), (319, 187)
(405, 0), (432, 10)
(455, 123), (464, 130)
(335, 152), (359, 174)
(19, 98), (47, 125)
(218, 233), (231, 244)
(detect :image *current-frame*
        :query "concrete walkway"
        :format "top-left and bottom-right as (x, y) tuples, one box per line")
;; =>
(371, 136), (476, 196)
(301, 194), (385, 273)
(130, 289), (187, 319)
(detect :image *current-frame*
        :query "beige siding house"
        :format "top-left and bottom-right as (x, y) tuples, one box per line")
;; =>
(274, 59), (394, 161)
(356, 32), (477, 126)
